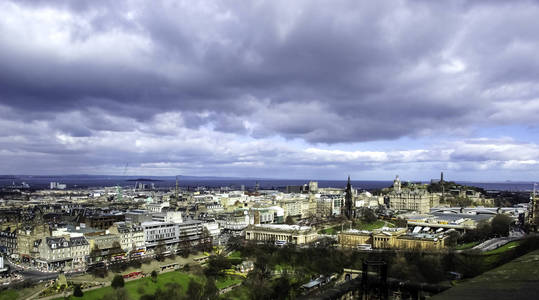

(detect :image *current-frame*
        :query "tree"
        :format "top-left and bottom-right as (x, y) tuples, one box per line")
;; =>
(90, 245), (102, 263)
(244, 268), (272, 300)
(271, 272), (292, 300)
(285, 215), (295, 225)
(393, 218), (408, 228)
(227, 235), (243, 251)
(111, 275), (125, 289)
(151, 270), (158, 283)
(186, 280), (204, 300)
(178, 230), (191, 258)
(361, 208), (377, 224)
(416, 255), (445, 283)
(203, 277), (219, 300)
(445, 230), (460, 247)
(154, 283), (183, 300)
(199, 227), (213, 252)
(73, 284), (84, 297)
(154, 241), (166, 261)
(115, 288), (129, 300)
(89, 264), (108, 278)
(205, 255), (232, 278)
(491, 214), (513, 237)
(462, 220), (492, 243)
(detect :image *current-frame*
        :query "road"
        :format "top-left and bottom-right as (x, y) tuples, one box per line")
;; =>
(473, 230), (525, 252)
(5, 260), (59, 283)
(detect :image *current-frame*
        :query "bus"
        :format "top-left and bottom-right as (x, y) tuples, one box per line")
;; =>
(275, 240), (288, 247)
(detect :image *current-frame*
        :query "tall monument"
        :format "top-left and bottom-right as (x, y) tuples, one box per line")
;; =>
(529, 183), (538, 231)
(344, 176), (353, 219)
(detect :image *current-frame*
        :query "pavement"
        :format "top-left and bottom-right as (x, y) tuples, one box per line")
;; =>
(473, 231), (525, 252)
(5, 259), (60, 284)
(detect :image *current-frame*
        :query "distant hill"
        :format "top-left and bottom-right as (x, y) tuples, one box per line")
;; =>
(126, 178), (164, 182)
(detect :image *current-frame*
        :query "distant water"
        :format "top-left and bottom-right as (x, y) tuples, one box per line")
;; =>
(0, 175), (535, 192)
(455, 181), (536, 192)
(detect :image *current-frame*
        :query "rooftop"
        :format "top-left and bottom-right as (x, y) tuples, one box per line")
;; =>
(251, 224), (313, 231)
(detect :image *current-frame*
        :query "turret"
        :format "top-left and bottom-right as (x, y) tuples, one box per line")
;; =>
(393, 175), (401, 193)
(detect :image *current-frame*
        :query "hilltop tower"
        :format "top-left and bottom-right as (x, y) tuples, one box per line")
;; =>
(441, 171), (445, 200)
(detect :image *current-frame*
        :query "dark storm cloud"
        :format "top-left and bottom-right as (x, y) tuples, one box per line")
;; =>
(0, 0), (500, 143)
(1, 0), (539, 179)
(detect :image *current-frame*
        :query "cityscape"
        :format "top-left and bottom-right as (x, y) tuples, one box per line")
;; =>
(0, 175), (537, 299)
(1, 1), (539, 300)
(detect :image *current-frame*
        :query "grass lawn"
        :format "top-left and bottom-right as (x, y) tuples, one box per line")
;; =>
(318, 225), (341, 235)
(483, 241), (520, 255)
(227, 250), (243, 265)
(53, 271), (244, 299)
(275, 264), (292, 271)
(455, 241), (480, 250)
(318, 220), (386, 235)
(0, 289), (18, 300)
(433, 249), (539, 300)
(228, 251), (242, 259)
(0, 282), (47, 300)
(56, 271), (197, 300)
(385, 222), (396, 228)
(215, 276), (243, 290)
(354, 220), (386, 231)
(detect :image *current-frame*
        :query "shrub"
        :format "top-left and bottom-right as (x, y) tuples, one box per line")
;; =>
(111, 275), (125, 289)
(73, 284), (84, 297)
(151, 270), (158, 283)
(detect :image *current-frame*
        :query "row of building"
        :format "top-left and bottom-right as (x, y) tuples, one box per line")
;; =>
(0, 210), (216, 271)
(242, 223), (450, 251)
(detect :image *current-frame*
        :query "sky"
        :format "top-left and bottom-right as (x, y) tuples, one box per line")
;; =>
(1, 0), (539, 181)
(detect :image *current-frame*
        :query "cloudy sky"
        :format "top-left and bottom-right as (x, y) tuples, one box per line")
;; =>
(1, 0), (539, 181)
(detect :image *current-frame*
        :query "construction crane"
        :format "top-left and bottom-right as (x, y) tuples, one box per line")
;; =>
(123, 163), (129, 176)
(175, 175), (179, 200)
(116, 163), (129, 202)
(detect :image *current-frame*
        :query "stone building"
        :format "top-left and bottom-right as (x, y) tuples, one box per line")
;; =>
(85, 232), (123, 262)
(141, 220), (204, 254)
(245, 224), (318, 245)
(338, 230), (372, 248)
(35, 236), (89, 271)
(317, 195), (343, 217)
(0, 226), (17, 256)
(278, 199), (303, 218)
(108, 222), (145, 254)
(338, 227), (447, 251)
(81, 214), (126, 230)
(177, 220), (204, 246)
(387, 176), (439, 213)
(17, 223), (51, 262)
(142, 221), (178, 250)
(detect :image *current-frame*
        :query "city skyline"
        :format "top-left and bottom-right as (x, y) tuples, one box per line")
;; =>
(1, 0), (539, 181)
